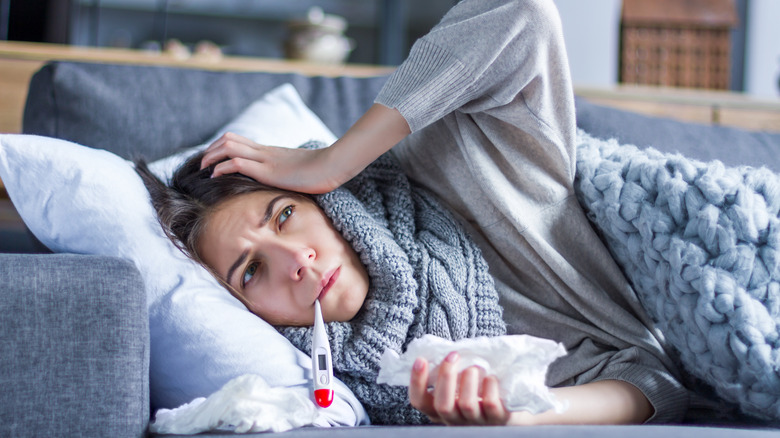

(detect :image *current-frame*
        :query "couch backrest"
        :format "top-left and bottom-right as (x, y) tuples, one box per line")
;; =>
(23, 61), (389, 161)
(22, 61), (780, 171)
(575, 97), (780, 173)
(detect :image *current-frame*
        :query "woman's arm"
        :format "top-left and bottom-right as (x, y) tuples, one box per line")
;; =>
(200, 103), (410, 194)
(511, 379), (654, 425)
(201, 0), (558, 194)
(409, 353), (654, 426)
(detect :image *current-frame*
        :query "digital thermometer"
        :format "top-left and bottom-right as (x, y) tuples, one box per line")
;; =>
(312, 299), (334, 408)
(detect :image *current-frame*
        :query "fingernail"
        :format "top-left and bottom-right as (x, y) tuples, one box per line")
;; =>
(413, 358), (425, 372)
(445, 351), (459, 363)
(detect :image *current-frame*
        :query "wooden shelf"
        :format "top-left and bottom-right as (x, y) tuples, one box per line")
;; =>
(0, 41), (396, 75)
(576, 84), (780, 133)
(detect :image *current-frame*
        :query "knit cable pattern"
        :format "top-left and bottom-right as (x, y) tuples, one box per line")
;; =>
(574, 130), (780, 421)
(277, 146), (505, 424)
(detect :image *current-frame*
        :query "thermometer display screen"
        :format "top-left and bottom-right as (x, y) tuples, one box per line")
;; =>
(318, 354), (328, 370)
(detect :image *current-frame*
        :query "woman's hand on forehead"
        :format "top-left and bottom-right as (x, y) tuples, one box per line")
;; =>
(201, 132), (341, 194)
(201, 104), (410, 195)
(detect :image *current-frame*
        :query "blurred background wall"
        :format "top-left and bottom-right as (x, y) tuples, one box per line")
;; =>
(2, 0), (778, 98)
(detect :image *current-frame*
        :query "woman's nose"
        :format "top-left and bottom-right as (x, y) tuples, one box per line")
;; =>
(280, 245), (315, 280)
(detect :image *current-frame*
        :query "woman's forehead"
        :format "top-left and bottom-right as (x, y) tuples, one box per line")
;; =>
(220, 190), (280, 211)
(204, 190), (315, 243)
(200, 192), (277, 250)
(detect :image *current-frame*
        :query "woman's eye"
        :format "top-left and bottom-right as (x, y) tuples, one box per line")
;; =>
(242, 262), (258, 287)
(279, 205), (294, 227)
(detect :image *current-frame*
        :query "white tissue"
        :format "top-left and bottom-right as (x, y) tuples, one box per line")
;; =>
(377, 334), (567, 414)
(149, 374), (318, 434)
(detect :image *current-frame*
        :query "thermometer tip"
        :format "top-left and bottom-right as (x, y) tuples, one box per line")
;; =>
(314, 389), (334, 407)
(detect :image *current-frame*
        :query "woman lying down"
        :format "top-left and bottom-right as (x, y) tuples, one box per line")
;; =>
(137, 0), (693, 426)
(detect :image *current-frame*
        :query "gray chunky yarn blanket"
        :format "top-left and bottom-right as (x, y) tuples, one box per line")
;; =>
(278, 148), (506, 425)
(574, 130), (780, 421)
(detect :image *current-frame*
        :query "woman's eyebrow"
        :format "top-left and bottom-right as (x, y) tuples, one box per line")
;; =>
(226, 250), (249, 286)
(260, 195), (287, 228)
(225, 194), (288, 286)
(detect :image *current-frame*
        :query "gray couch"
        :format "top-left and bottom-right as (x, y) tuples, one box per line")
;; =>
(2, 60), (779, 437)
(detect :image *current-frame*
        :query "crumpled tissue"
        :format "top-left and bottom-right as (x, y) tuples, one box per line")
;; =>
(377, 334), (568, 414)
(149, 374), (318, 434)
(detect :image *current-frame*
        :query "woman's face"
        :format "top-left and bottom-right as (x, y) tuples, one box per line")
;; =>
(199, 191), (369, 326)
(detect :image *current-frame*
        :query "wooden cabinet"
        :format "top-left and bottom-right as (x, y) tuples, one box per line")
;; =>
(620, 0), (738, 90)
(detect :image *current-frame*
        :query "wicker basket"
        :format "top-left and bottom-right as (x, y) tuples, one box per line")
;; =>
(620, 0), (737, 90)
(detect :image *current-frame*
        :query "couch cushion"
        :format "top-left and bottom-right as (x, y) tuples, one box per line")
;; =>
(0, 253), (149, 438)
(23, 61), (389, 161)
(23, 62), (779, 172)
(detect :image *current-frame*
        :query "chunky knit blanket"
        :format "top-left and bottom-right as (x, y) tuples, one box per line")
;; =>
(277, 150), (506, 425)
(574, 130), (780, 422)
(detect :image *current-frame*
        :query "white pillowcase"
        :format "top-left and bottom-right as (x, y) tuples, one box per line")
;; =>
(0, 84), (365, 426)
(148, 83), (337, 180)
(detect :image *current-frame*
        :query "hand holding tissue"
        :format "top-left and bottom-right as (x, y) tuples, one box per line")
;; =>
(377, 334), (568, 415)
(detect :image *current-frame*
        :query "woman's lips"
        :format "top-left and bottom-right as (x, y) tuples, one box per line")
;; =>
(318, 267), (340, 300)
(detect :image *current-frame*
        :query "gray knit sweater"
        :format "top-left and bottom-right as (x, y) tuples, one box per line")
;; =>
(374, 0), (690, 424)
(277, 151), (506, 424)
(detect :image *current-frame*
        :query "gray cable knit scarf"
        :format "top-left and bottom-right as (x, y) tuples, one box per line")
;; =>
(277, 150), (506, 424)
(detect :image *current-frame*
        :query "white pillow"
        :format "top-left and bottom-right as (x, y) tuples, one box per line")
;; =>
(148, 83), (337, 181)
(0, 84), (366, 427)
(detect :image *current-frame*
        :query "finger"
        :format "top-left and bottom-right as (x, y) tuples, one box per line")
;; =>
(204, 133), (227, 152)
(205, 132), (252, 152)
(481, 375), (510, 425)
(200, 150), (226, 171)
(201, 133), (236, 168)
(201, 133), (259, 169)
(211, 157), (265, 180)
(204, 143), (266, 176)
(456, 366), (485, 424)
(433, 351), (462, 425)
(201, 143), (237, 171)
(408, 358), (440, 423)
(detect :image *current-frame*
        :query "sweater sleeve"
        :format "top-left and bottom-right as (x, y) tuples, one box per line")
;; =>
(375, 0), (575, 148)
(580, 346), (690, 424)
(376, 0), (692, 424)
